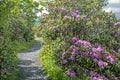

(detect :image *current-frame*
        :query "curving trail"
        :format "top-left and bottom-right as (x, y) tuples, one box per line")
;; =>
(18, 40), (48, 80)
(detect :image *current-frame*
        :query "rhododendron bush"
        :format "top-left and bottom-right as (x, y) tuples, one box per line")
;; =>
(39, 0), (120, 79)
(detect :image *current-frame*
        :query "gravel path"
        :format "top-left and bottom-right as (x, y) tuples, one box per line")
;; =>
(18, 40), (48, 80)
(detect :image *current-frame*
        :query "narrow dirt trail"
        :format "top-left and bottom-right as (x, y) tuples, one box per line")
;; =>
(17, 40), (48, 80)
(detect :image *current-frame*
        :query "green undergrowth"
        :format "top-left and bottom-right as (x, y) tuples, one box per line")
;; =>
(38, 39), (88, 80)
(10, 40), (35, 52)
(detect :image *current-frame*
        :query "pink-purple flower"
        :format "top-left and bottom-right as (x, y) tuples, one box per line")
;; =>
(106, 54), (115, 63)
(67, 68), (76, 77)
(70, 11), (77, 17)
(71, 37), (78, 42)
(115, 22), (120, 27)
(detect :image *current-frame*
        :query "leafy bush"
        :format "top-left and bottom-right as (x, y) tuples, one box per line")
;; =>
(0, 0), (39, 79)
(56, 37), (120, 79)
(39, 0), (120, 80)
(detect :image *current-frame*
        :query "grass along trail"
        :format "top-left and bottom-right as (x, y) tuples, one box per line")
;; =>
(17, 40), (48, 80)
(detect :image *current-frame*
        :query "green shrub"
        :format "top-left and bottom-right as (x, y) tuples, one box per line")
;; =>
(39, 39), (88, 80)
(38, 0), (120, 80)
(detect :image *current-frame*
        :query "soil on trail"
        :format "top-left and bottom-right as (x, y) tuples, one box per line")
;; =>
(18, 40), (48, 80)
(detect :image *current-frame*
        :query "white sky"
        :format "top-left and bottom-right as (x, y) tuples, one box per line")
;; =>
(104, 0), (120, 12)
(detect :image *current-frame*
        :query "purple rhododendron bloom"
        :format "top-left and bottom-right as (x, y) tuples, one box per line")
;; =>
(1, 68), (7, 73)
(74, 63), (77, 67)
(92, 53), (98, 58)
(67, 68), (72, 75)
(82, 40), (92, 49)
(90, 77), (98, 80)
(93, 58), (98, 62)
(98, 60), (104, 67)
(76, 40), (83, 46)
(70, 71), (76, 77)
(70, 45), (76, 49)
(62, 52), (66, 57)
(115, 22), (120, 27)
(75, 10), (79, 13)
(90, 71), (98, 77)
(92, 47), (103, 53)
(118, 48), (120, 53)
(64, 15), (70, 19)
(67, 68), (76, 77)
(82, 68), (89, 73)
(83, 52), (89, 56)
(71, 48), (78, 55)
(103, 76), (109, 80)
(59, 7), (65, 12)
(70, 11), (77, 17)
(71, 37), (78, 42)
(103, 62), (108, 66)
(106, 54), (115, 63)
(76, 15), (80, 19)
(70, 55), (75, 60)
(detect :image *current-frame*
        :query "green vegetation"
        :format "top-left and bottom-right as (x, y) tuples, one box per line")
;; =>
(0, 0), (41, 80)
(38, 0), (120, 80)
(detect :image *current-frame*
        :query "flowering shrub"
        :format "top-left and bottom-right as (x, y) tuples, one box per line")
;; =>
(39, 0), (120, 79)
(56, 37), (120, 79)
(40, 0), (119, 49)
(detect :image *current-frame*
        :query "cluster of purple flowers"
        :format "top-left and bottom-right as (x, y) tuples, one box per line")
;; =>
(66, 68), (76, 77)
(82, 68), (118, 80)
(115, 22), (120, 27)
(59, 37), (118, 79)
(53, 6), (65, 12)
(70, 10), (80, 19)
(0, 68), (7, 73)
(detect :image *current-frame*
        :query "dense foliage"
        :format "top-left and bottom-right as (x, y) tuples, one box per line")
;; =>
(0, 0), (40, 80)
(39, 0), (120, 80)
